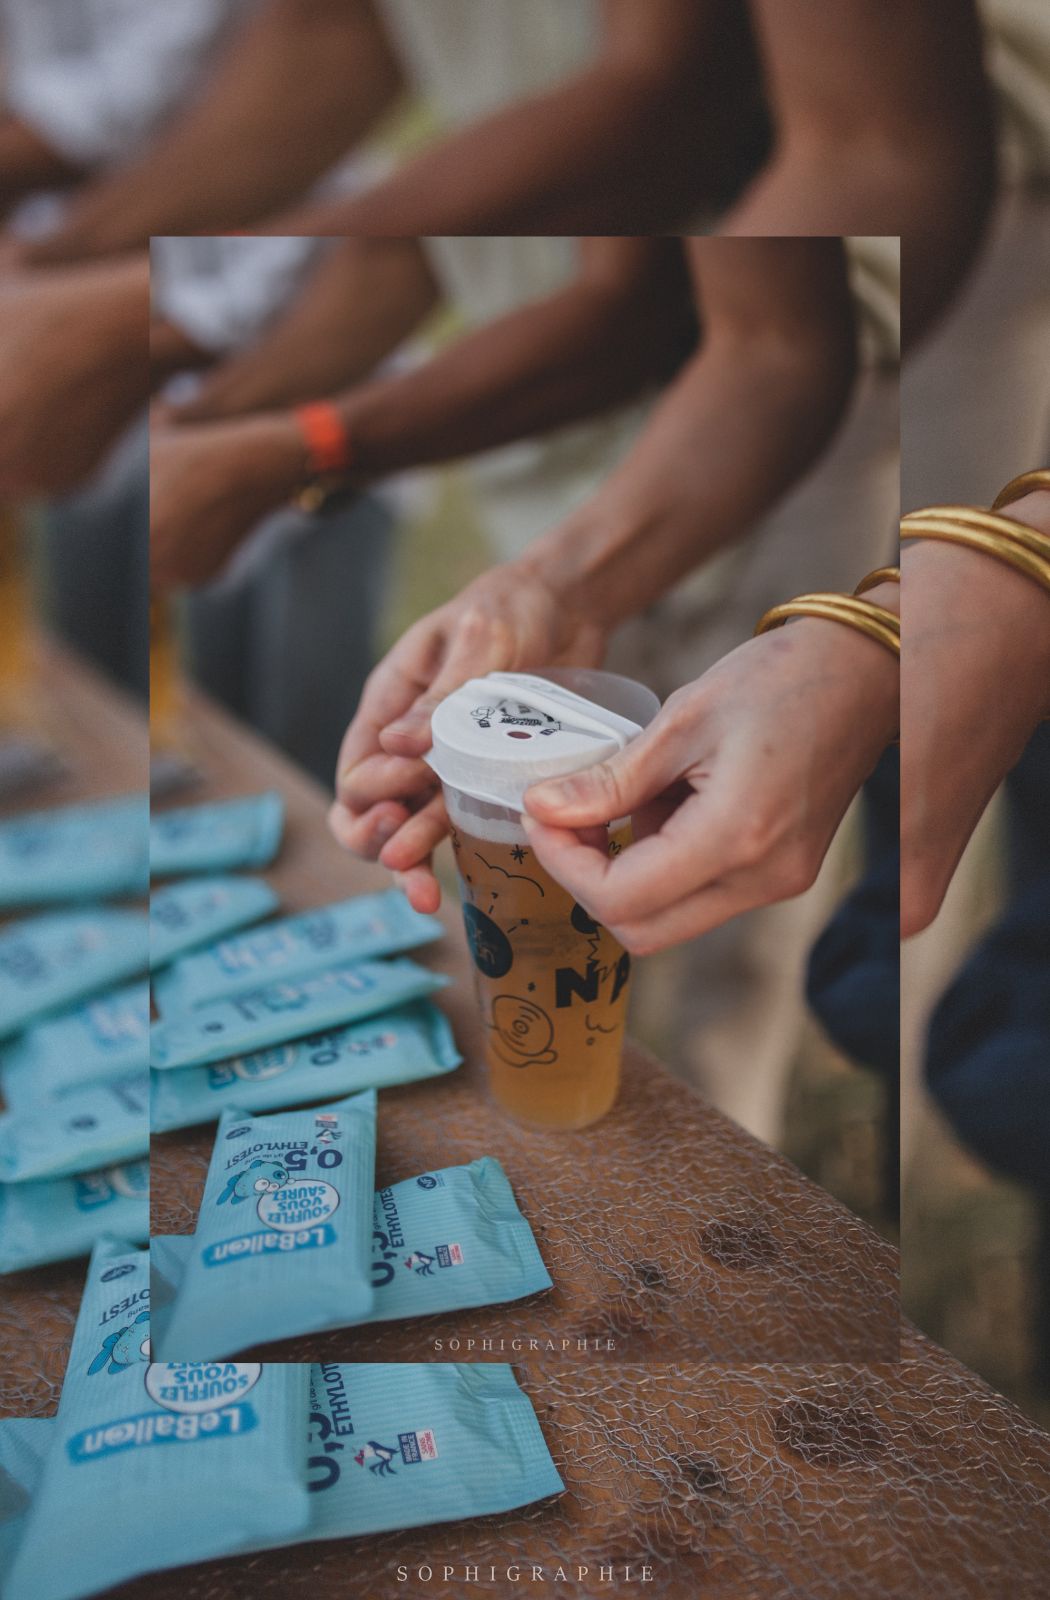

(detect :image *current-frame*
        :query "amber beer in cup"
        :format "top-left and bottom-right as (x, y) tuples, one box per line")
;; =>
(428, 669), (659, 1131)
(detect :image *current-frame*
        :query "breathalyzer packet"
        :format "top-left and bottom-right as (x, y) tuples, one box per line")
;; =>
(152, 888), (442, 1011)
(155, 1091), (377, 1358)
(150, 875), (278, 969)
(0, 981), (149, 1112)
(150, 999), (459, 1132)
(4, 1238), (311, 1600)
(150, 959), (446, 1070)
(0, 794), (148, 908)
(150, 791), (284, 879)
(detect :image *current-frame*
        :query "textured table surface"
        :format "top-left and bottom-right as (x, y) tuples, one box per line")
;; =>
(150, 687), (898, 1366)
(0, 640), (147, 1416)
(116, 1329), (1050, 1600)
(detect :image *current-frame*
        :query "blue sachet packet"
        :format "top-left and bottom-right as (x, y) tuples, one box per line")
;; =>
(150, 875), (279, 969)
(152, 1157), (550, 1342)
(4, 1239), (312, 1600)
(150, 791), (284, 879)
(302, 1363), (563, 1533)
(0, 981), (149, 1112)
(0, 1072), (148, 1183)
(156, 1091), (377, 1358)
(150, 1000), (460, 1132)
(152, 888), (443, 1011)
(0, 910), (149, 1039)
(0, 1159), (149, 1274)
(0, 794), (148, 908)
(370, 1158), (551, 1321)
(0, 1418), (54, 1589)
(150, 958), (446, 1070)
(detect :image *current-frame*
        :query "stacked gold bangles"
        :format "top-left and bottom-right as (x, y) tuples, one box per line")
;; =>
(900, 468), (1050, 596)
(754, 567), (901, 658)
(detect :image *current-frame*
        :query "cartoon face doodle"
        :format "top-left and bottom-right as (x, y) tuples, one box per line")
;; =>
(88, 1309), (150, 1375)
(404, 1251), (436, 1276)
(217, 1159), (289, 1205)
(470, 699), (561, 738)
(461, 903), (513, 980)
(355, 1440), (398, 1476)
(489, 995), (558, 1067)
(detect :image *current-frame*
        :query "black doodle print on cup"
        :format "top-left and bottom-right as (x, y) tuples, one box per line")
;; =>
(461, 902), (513, 979)
(489, 994), (559, 1067)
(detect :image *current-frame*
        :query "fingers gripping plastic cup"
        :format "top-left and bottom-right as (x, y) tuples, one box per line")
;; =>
(427, 669), (660, 1131)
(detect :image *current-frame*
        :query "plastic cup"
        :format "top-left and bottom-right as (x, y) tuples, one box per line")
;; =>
(428, 668), (659, 1131)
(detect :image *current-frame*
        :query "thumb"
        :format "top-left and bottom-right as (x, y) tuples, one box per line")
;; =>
(524, 717), (687, 827)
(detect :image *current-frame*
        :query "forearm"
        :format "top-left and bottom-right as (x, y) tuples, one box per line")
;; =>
(903, 491), (1050, 721)
(293, 70), (700, 235)
(723, 0), (995, 348)
(517, 319), (857, 632)
(272, 0), (746, 239)
(23, 0), (403, 263)
(330, 241), (693, 470)
(722, 137), (992, 351)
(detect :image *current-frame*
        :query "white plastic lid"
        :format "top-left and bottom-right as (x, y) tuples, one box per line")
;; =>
(425, 670), (658, 812)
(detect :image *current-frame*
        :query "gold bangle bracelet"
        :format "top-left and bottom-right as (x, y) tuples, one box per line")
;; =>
(992, 470), (1050, 511)
(899, 522), (1050, 595)
(854, 565), (901, 596)
(791, 593), (901, 645)
(755, 594), (901, 658)
(902, 506), (1050, 565)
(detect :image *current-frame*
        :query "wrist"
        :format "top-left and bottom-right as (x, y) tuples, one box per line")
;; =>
(243, 411), (312, 501)
(288, 400), (358, 512)
(903, 536), (1050, 717)
(1004, 489), (1050, 539)
(795, 611), (901, 748)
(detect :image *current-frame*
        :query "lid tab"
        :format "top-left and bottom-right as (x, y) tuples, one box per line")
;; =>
(425, 672), (645, 812)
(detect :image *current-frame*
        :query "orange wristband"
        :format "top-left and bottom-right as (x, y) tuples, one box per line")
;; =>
(295, 402), (352, 476)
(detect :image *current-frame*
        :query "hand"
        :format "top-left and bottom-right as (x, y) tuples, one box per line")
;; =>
(900, 492), (1050, 935)
(519, 617), (900, 954)
(328, 563), (607, 912)
(149, 413), (307, 590)
(0, 259), (148, 496)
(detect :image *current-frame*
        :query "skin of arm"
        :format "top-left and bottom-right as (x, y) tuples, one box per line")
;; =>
(0, 255), (150, 495)
(900, 491), (1050, 936)
(148, 235), (698, 588)
(723, 0), (996, 348)
(268, 0), (762, 236)
(330, 237), (861, 908)
(15, 0), (404, 264)
(0, 116), (85, 217)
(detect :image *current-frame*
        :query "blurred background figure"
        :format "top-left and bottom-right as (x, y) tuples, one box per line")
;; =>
(896, 0), (1050, 1427)
(898, 0), (1050, 1426)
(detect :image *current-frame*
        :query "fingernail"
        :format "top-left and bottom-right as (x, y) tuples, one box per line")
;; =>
(374, 816), (400, 843)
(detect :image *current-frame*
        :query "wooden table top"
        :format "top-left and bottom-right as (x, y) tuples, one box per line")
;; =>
(150, 685), (899, 1367)
(5, 653), (1050, 1598)
(123, 1327), (1050, 1600)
